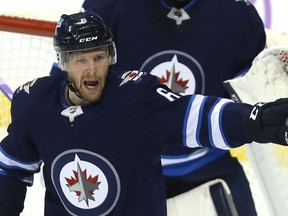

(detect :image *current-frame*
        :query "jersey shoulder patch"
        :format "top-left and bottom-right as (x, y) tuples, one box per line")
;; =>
(119, 70), (147, 86)
(16, 78), (38, 95)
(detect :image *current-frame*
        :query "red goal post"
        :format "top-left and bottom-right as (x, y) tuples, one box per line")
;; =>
(0, 15), (56, 37)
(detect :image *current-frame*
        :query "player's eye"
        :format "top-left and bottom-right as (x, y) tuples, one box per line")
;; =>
(75, 57), (86, 64)
(94, 54), (109, 65)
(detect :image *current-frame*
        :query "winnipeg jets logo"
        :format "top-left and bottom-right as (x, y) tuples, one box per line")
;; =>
(17, 79), (37, 94)
(65, 159), (101, 207)
(119, 70), (146, 86)
(60, 154), (109, 209)
(140, 51), (205, 95)
(51, 149), (120, 215)
(158, 62), (189, 93)
(61, 106), (83, 122)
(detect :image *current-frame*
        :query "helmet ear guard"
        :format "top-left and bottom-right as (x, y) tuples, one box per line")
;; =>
(53, 10), (117, 70)
(56, 52), (68, 70)
(108, 41), (117, 65)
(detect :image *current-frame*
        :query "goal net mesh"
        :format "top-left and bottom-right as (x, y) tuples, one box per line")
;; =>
(0, 17), (56, 137)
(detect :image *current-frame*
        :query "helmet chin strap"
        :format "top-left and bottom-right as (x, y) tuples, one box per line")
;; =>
(67, 81), (83, 99)
(63, 72), (83, 100)
(64, 66), (112, 103)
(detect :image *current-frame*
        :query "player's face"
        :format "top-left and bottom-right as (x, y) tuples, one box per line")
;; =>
(64, 48), (110, 105)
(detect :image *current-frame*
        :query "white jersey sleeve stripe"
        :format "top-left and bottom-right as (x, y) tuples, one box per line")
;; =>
(161, 148), (208, 166)
(0, 147), (42, 172)
(209, 98), (233, 150)
(183, 95), (206, 148)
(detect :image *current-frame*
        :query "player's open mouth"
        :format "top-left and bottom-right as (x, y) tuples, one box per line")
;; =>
(84, 80), (99, 89)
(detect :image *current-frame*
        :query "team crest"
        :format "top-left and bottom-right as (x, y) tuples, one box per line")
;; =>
(51, 149), (120, 215)
(140, 50), (205, 95)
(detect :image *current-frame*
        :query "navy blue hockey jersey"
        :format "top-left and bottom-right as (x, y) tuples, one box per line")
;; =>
(77, 0), (266, 177)
(0, 71), (252, 215)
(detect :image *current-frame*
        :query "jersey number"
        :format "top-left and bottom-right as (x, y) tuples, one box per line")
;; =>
(157, 87), (180, 101)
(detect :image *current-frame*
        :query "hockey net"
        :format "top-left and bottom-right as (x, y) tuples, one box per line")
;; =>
(0, 13), (59, 216)
(0, 17), (56, 132)
(1, 11), (288, 216)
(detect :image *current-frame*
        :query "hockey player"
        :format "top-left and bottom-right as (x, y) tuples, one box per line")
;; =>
(0, 10), (286, 216)
(50, 0), (265, 215)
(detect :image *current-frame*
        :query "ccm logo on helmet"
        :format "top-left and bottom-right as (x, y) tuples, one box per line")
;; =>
(79, 36), (98, 43)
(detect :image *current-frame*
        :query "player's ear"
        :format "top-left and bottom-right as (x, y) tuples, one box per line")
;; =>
(62, 63), (68, 71)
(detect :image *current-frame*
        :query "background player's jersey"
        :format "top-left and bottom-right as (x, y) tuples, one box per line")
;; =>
(82, 0), (265, 98)
(0, 71), (251, 215)
(76, 0), (266, 177)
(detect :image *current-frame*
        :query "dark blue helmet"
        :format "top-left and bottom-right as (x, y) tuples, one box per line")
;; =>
(53, 10), (116, 68)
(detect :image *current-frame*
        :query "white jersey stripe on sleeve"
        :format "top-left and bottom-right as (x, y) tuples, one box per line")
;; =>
(209, 98), (233, 150)
(183, 95), (206, 148)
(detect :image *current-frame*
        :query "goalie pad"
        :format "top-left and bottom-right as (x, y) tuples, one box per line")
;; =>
(223, 46), (288, 104)
(166, 179), (237, 216)
(223, 46), (288, 216)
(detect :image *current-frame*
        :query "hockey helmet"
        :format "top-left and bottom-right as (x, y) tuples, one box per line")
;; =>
(53, 10), (117, 68)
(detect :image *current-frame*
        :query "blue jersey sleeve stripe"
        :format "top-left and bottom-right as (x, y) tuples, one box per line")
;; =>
(219, 102), (232, 149)
(209, 98), (233, 150)
(161, 149), (227, 176)
(0, 147), (42, 172)
(183, 95), (205, 148)
(0, 168), (10, 176)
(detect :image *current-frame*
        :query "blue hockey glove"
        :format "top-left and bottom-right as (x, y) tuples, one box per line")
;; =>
(243, 98), (288, 145)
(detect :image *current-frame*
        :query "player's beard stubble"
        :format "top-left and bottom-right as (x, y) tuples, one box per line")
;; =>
(67, 74), (107, 105)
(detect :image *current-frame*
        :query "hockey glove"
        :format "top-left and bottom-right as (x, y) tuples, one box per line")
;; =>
(243, 98), (288, 145)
